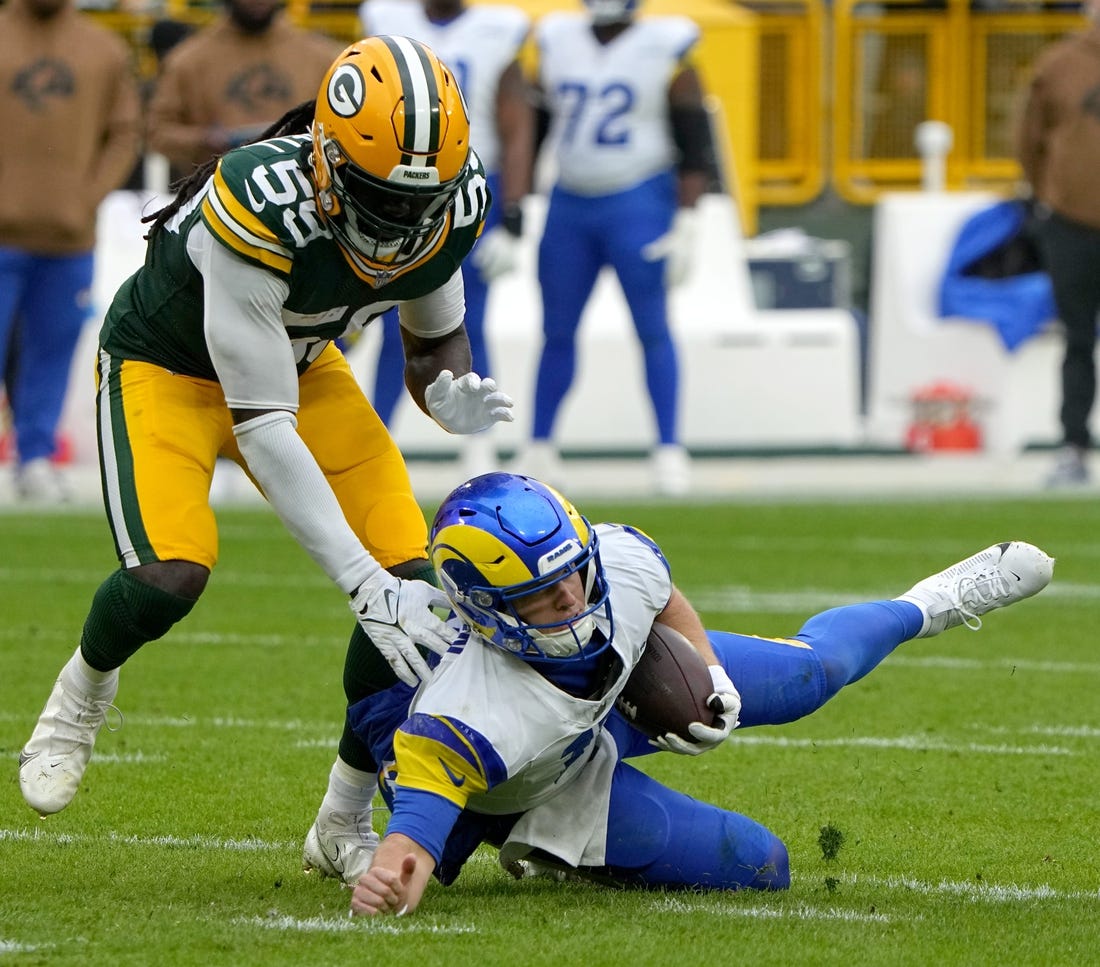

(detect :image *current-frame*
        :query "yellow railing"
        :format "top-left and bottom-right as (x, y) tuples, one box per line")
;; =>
(738, 0), (827, 206)
(831, 0), (1086, 203)
(285, 0), (364, 42)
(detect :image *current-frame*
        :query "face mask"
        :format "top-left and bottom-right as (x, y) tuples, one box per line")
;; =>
(528, 613), (597, 658)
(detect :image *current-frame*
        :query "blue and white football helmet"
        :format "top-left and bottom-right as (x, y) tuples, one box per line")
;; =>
(429, 473), (612, 663)
(584, 0), (639, 25)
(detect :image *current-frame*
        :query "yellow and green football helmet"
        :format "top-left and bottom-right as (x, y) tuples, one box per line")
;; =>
(311, 35), (471, 278)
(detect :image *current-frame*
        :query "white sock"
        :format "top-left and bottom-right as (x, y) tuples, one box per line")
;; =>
(320, 758), (378, 816)
(65, 647), (117, 692)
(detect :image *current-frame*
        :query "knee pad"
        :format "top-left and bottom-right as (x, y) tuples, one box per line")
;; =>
(81, 569), (198, 668)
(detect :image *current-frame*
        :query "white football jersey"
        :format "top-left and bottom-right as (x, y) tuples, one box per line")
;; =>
(409, 523), (673, 865)
(535, 13), (700, 195)
(359, 0), (530, 173)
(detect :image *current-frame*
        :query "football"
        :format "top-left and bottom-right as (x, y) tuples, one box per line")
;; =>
(615, 622), (716, 740)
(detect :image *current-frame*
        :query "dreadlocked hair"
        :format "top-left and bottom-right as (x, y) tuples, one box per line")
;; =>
(142, 100), (318, 239)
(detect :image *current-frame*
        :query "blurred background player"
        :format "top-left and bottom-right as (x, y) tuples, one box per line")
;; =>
(517, 0), (719, 496)
(147, 0), (341, 185)
(346, 472), (1054, 916)
(0, 0), (141, 502)
(1015, 0), (1100, 489)
(17, 39), (513, 893)
(359, 0), (534, 479)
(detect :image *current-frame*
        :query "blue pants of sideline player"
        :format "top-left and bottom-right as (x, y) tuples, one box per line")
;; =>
(0, 248), (94, 462)
(533, 172), (679, 446)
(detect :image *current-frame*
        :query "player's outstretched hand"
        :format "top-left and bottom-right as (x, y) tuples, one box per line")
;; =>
(425, 370), (515, 434)
(350, 854), (418, 917)
(350, 574), (452, 686)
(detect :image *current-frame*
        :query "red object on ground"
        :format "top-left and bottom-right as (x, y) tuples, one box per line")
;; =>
(905, 381), (983, 452)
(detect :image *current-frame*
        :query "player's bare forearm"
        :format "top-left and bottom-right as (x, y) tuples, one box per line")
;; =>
(402, 326), (474, 415)
(349, 834), (436, 917)
(655, 586), (719, 664)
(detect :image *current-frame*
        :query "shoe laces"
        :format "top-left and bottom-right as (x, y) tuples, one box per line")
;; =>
(54, 692), (123, 745)
(951, 567), (1011, 631)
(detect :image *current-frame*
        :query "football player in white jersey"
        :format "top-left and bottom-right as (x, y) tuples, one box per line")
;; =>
(345, 472), (1053, 916)
(360, 0), (534, 475)
(519, 0), (718, 496)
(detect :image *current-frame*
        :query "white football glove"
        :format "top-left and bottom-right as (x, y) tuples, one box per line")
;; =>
(651, 665), (741, 756)
(641, 207), (699, 288)
(350, 573), (453, 686)
(471, 226), (521, 282)
(425, 370), (515, 434)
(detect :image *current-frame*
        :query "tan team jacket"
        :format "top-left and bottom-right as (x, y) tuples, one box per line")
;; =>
(147, 15), (341, 172)
(1016, 23), (1100, 230)
(0, 1), (141, 254)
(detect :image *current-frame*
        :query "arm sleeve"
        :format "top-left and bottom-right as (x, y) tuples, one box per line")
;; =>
(188, 222), (300, 411)
(233, 411), (383, 594)
(397, 270), (466, 339)
(385, 787), (463, 865)
(188, 223), (383, 594)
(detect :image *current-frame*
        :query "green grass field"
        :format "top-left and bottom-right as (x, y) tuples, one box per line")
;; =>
(2, 494), (1098, 965)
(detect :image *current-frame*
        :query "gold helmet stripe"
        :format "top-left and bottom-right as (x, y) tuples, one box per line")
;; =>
(380, 35), (441, 168)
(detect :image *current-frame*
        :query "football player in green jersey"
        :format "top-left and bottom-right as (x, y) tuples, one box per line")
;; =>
(18, 35), (513, 886)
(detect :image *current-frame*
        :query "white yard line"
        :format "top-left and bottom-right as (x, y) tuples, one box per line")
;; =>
(730, 734), (1075, 755)
(5, 825), (1095, 916)
(0, 827), (297, 852)
(817, 872), (1100, 904)
(233, 914), (476, 936)
(651, 896), (894, 923)
(690, 581), (1099, 614)
(0, 940), (53, 953)
(886, 655), (1100, 675)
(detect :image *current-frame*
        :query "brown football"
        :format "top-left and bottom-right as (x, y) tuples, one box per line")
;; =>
(615, 622), (716, 740)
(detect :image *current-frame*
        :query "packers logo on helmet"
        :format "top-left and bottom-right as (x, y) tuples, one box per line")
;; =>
(311, 35), (471, 283)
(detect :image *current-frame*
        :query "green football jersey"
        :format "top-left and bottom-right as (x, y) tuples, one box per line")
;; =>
(100, 134), (490, 382)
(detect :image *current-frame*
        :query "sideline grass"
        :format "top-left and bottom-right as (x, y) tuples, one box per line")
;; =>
(2, 496), (1098, 966)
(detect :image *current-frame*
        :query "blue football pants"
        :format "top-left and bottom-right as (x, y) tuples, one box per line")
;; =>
(533, 172), (679, 445)
(595, 599), (925, 890)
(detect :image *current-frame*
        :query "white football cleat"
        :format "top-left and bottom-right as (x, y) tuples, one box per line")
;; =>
(653, 444), (691, 497)
(302, 809), (379, 885)
(898, 541), (1054, 638)
(15, 457), (70, 505)
(19, 658), (120, 816)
